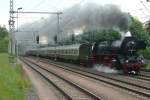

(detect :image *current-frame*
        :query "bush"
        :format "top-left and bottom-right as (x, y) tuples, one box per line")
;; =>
(0, 26), (9, 53)
(140, 47), (150, 59)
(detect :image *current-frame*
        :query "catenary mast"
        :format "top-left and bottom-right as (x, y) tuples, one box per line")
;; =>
(9, 0), (15, 54)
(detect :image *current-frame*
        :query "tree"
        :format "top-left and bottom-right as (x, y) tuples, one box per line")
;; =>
(129, 17), (150, 45)
(81, 29), (121, 43)
(0, 26), (9, 53)
(0, 26), (8, 40)
(58, 29), (121, 45)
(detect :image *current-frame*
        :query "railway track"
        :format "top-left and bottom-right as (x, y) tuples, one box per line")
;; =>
(140, 71), (150, 77)
(21, 58), (103, 100)
(136, 70), (150, 81)
(141, 69), (150, 72)
(28, 57), (150, 99)
(133, 75), (150, 82)
(131, 67), (150, 81)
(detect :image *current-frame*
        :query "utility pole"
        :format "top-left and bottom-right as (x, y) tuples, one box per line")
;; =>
(11, 10), (62, 62)
(9, 0), (15, 54)
(9, 0), (22, 64)
(145, 0), (150, 34)
(14, 11), (62, 41)
(14, 11), (62, 60)
(17, 7), (22, 32)
(57, 13), (60, 40)
(8, 0), (18, 65)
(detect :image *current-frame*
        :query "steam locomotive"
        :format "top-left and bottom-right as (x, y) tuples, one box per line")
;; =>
(26, 37), (146, 74)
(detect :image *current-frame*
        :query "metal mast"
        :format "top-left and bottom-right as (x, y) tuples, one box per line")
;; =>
(9, 0), (15, 54)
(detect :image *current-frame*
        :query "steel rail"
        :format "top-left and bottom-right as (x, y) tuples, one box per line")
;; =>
(36, 57), (150, 98)
(21, 58), (103, 100)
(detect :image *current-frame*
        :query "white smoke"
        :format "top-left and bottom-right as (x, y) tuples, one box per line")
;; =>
(93, 64), (121, 74)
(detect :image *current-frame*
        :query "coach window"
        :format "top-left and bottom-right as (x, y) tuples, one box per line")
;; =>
(64, 50), (65, 54)
(75, 50), (77, 55)
(71, 49), (73, 54)
(67, 50), (69, 54)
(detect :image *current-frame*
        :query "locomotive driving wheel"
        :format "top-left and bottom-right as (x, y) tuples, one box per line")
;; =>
(111, 59), (121, 70)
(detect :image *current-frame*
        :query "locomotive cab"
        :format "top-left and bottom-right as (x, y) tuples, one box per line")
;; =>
(92, 40), (119, 67)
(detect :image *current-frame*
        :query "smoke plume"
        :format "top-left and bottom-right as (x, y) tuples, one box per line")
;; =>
(17, 3), (131, 44)
(93, 64), (121, 74)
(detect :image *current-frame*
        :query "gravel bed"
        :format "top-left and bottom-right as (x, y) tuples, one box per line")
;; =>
(26, 59), (95, 100)
(27, 57), (146, 100)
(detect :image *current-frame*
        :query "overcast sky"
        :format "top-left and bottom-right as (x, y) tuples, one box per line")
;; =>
(1, 0), (150, 29)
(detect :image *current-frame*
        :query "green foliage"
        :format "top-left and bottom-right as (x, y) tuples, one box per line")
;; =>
(0, 26), (9, 53)
(0, 37), (9, 52)
(140, 47), (150, 59)
(58, 37), (73, 45)
(129, 18), (150, 45)
(129, 17), (150, 60)
(58, 29), (121, 45)
(0, 26), (8, 40)
(81, 29), (121, 43)
(0, 53), (29, 100)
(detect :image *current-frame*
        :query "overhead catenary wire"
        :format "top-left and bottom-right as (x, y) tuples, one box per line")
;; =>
(28, 0), (47, 10)
(139, 8), (150, 20)
(140, 0), (150, 14)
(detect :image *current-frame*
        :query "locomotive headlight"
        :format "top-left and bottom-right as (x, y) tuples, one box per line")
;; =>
(112, 59), (116, 62)
(141, 59), (144, 63)
(125, 60), (129, 63)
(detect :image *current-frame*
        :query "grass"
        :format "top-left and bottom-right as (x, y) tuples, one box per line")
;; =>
(0, 53), (29, 100)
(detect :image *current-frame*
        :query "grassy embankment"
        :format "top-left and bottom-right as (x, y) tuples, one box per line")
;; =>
(0, 53), (29, 100)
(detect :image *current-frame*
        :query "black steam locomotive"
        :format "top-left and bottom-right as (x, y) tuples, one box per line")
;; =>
(93, 37), (146, 74)
(26, 37), (146, 74)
